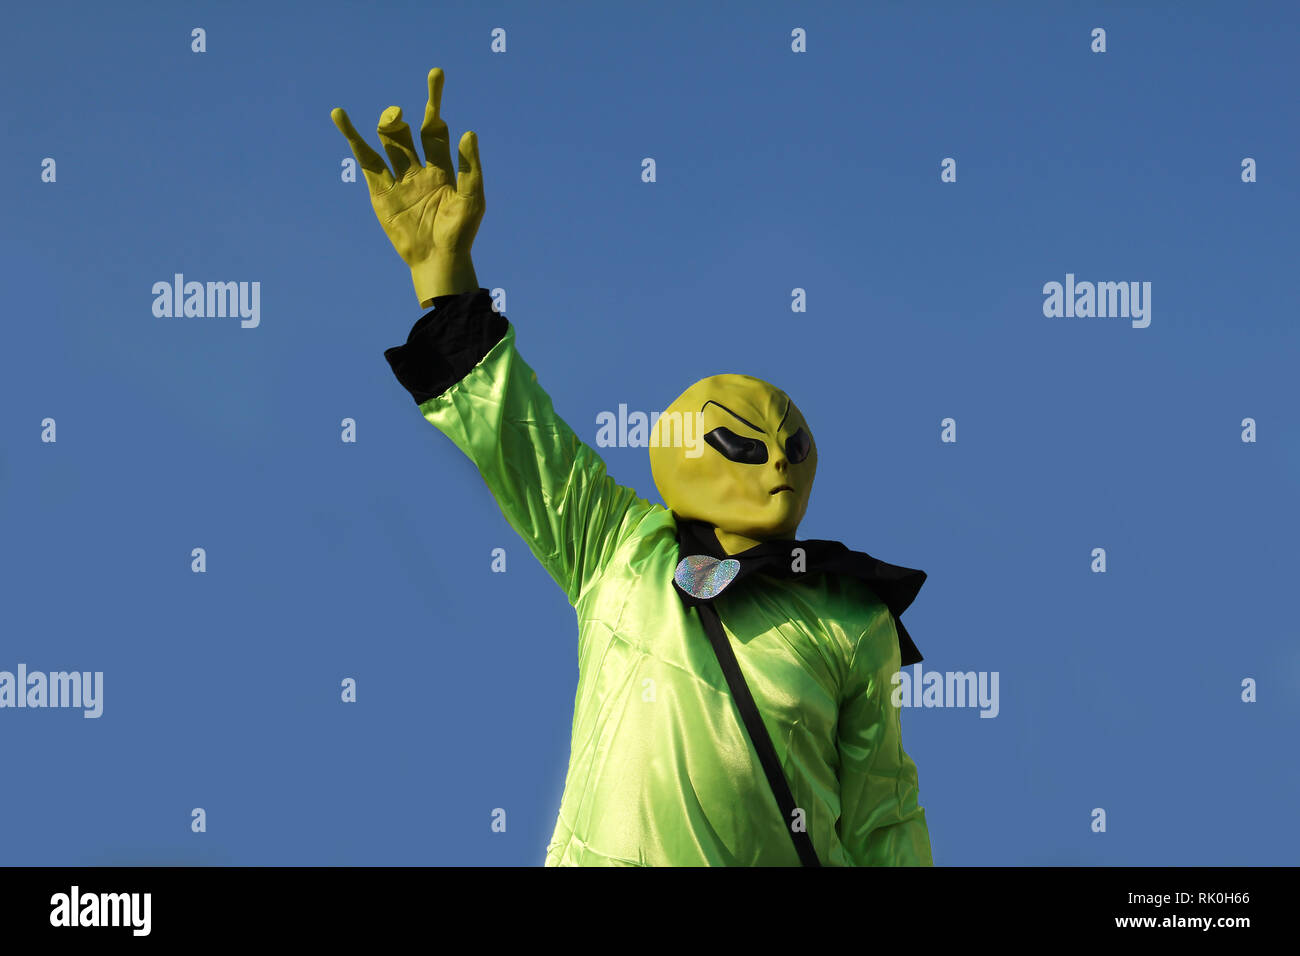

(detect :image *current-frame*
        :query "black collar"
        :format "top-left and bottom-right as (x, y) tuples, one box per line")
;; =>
(671, 517), (926, 665)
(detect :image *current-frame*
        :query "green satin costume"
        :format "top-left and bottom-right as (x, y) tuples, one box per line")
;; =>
(417, 322), (933, 867)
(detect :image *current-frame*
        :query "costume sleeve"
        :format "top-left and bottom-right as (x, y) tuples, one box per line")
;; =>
(836, 601), (934, 866)
(383, 288), (656, 605)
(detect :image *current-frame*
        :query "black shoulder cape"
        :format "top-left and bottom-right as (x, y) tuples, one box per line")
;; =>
(670, 517), (927, 665)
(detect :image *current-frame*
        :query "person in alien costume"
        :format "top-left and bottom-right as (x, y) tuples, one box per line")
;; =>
(332, 67), (933, 866)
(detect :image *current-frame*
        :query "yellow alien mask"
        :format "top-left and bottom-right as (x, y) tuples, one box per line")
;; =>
(650, 374), (818, 554)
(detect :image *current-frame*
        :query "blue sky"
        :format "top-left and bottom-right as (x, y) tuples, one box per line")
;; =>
(1, 0), (1296, 865)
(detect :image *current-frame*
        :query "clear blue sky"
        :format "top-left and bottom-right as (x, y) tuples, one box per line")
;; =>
(1, 0), (1296, 865)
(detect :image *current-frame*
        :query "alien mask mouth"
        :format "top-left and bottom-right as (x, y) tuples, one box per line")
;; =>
(770, 484), (795, 495)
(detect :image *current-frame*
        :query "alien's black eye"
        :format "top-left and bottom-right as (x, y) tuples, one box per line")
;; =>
(785, 428), (811, 464)
(704, 427), (768, 465)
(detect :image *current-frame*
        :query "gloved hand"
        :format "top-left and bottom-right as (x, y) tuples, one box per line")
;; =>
(331, 67), (485, 307)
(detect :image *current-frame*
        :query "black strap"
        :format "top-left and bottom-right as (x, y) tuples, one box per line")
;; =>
(695, 602), (821, 866)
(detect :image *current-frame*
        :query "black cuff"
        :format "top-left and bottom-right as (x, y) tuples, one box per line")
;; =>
(383, 288), (509, 405)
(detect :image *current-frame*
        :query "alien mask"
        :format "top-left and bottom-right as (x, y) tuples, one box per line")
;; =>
(650, 374), (817, 546)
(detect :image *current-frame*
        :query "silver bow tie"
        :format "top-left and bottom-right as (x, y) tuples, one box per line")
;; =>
(674, 554), (741, 599)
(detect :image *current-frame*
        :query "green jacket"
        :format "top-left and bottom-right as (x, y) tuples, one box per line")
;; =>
(385, 290), (933, 866)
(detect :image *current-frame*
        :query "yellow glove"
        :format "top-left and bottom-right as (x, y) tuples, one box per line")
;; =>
(331, 67), (485, 307)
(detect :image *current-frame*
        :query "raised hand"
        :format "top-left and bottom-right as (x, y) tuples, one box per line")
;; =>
(332, 67), (485, 306)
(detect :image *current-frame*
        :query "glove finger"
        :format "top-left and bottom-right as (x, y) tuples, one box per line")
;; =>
(456, 130), (483, 202)
(376, 106), (421, 181)
(419, 68), (455, 181)
(330, 107), (395, 192)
